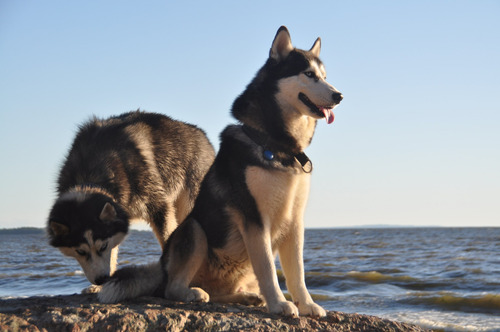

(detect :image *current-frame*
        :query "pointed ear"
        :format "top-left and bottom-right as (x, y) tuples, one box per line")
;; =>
(99, 202), (117, 222)
(310, 37), (321, 58)
(50, 221), (69, 236)
(270, 26), (294, 61)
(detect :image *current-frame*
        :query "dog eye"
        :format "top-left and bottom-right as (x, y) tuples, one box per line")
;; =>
(304, 71), (319, 81)
(99, 243), (108, 253)
(76, 249), (87, 256)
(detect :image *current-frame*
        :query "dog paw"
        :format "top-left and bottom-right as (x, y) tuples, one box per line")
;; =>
(81, 285), (101, 294)
(268, 301), (299, 317)
(239, 292), (265, 306)
(297, 301), (327, 317)
(165, 286), (210, 303)
(184, 287), (210, 302)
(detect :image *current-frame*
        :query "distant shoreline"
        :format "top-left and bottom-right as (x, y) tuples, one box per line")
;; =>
(0, 227), (45, 234)
(1, 225), (498, 233)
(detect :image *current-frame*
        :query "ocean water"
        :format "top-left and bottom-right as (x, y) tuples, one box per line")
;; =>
(0, 227), (499, 331)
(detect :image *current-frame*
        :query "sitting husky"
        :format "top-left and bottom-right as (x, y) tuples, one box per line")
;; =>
(47, 110), (215, 286)
(99, 27), (342, 317)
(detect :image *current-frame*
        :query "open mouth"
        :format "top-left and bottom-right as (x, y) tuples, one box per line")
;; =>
(298, 92), (335, 124)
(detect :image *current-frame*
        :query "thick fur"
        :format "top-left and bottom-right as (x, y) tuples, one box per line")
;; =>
(100, 27), (342, 317)
(47, 111), (215, 285)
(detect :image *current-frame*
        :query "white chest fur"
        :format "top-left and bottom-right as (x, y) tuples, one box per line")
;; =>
(245, 166), (310, 244)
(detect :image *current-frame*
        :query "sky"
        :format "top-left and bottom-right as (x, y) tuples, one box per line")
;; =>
(0, 1), (499, 229)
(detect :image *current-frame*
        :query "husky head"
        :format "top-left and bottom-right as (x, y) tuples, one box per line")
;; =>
(47, 190), (129, 285)
(232, 26), (342, 151)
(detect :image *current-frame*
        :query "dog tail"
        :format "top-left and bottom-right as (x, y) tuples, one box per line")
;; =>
(98, 261), (164, 303)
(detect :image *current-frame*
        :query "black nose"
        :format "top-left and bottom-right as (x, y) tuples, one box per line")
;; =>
(332, 92), (343, 103)
(94, 275), (110, 285)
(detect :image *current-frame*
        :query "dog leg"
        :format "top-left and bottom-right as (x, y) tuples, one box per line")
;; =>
(150, 201), (179, 249)
(110, 245), (119, 275)
(279, 224), (326, 317)
(164, 219), (209, 302)
(173, 188), (193, 226)
(244, 224), (299, 316)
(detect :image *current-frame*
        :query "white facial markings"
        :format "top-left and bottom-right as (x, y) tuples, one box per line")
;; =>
(309, 61), (326, 80)
(272, 58), (342, 150)
(75, 230), (102, 283)
(274, 75), (320, 150)
(276, 63), (336, 117)
(58, 230), (126, 284)
(318, 63), (327, 79)
(84, 230), (93, 248)
(276, 76), (303, 111)
(301, 61), (341, 109)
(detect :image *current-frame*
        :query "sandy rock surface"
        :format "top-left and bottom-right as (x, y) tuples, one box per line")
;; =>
(0, 294), (430, 331)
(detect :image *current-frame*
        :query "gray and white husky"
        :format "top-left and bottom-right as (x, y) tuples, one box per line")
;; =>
(99, 26), (343, 317)
(47, 110), (215, 286)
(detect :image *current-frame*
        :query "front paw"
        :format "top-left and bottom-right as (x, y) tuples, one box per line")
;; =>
(166, 287), (210, 303)
(82, 284), (101, 294)
(297, 301), (327, 317)
(268, 300), (299, 317)
(185, 287), (210, 302)
(244, 292), (265, 306)
(230, 292), (264, 306)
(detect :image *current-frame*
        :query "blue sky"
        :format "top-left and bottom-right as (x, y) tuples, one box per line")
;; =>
(0, 1), (498, 229)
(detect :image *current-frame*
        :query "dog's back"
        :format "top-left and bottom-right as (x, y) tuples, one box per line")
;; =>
(57, 110), (214, 240)
(48, 110), (215, 285)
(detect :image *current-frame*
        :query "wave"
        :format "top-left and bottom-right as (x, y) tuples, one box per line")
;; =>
(298, 270), (447, 291)
(346, 271), (418, 284)
(304, 271), (340, 287)
(343, 271), (455, 291)
(384, 309), (500, 332)
(65, 270), (84, 277)
(0, 270), (84, 279)
(407, 292), (500, 314)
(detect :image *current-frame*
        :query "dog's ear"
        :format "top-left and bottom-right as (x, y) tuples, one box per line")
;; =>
(99, 202), (117, 222)
(50, 221), (69, 236)
(310, 37), (321, 58)
(270, 26), (293, 61)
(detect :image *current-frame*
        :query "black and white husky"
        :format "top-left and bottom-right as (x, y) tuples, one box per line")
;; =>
(100, 26), (343, 317)
(47, 111), (215, 286)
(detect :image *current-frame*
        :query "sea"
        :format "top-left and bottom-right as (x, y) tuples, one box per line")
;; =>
(0, 227), (499, 331)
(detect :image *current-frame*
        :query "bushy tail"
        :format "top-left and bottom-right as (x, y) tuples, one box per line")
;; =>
(98, 261), (164, 303)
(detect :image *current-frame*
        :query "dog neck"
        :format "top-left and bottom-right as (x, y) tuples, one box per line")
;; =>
(282, 111), (317, 152)
(242, 125), (313, 173)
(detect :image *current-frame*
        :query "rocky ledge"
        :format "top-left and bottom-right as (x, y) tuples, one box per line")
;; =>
(0, 294), (429, 331)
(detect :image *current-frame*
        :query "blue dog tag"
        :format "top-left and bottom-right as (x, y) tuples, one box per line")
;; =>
(263, 150), (274, 161)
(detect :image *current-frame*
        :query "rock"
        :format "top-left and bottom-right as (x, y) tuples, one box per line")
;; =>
(0, 294), (429, 331)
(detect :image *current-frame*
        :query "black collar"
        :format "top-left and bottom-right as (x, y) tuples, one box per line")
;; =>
(242, 125), (313, 173)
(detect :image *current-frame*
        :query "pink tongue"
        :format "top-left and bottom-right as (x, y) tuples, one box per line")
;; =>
(321, 108), (334, 124)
